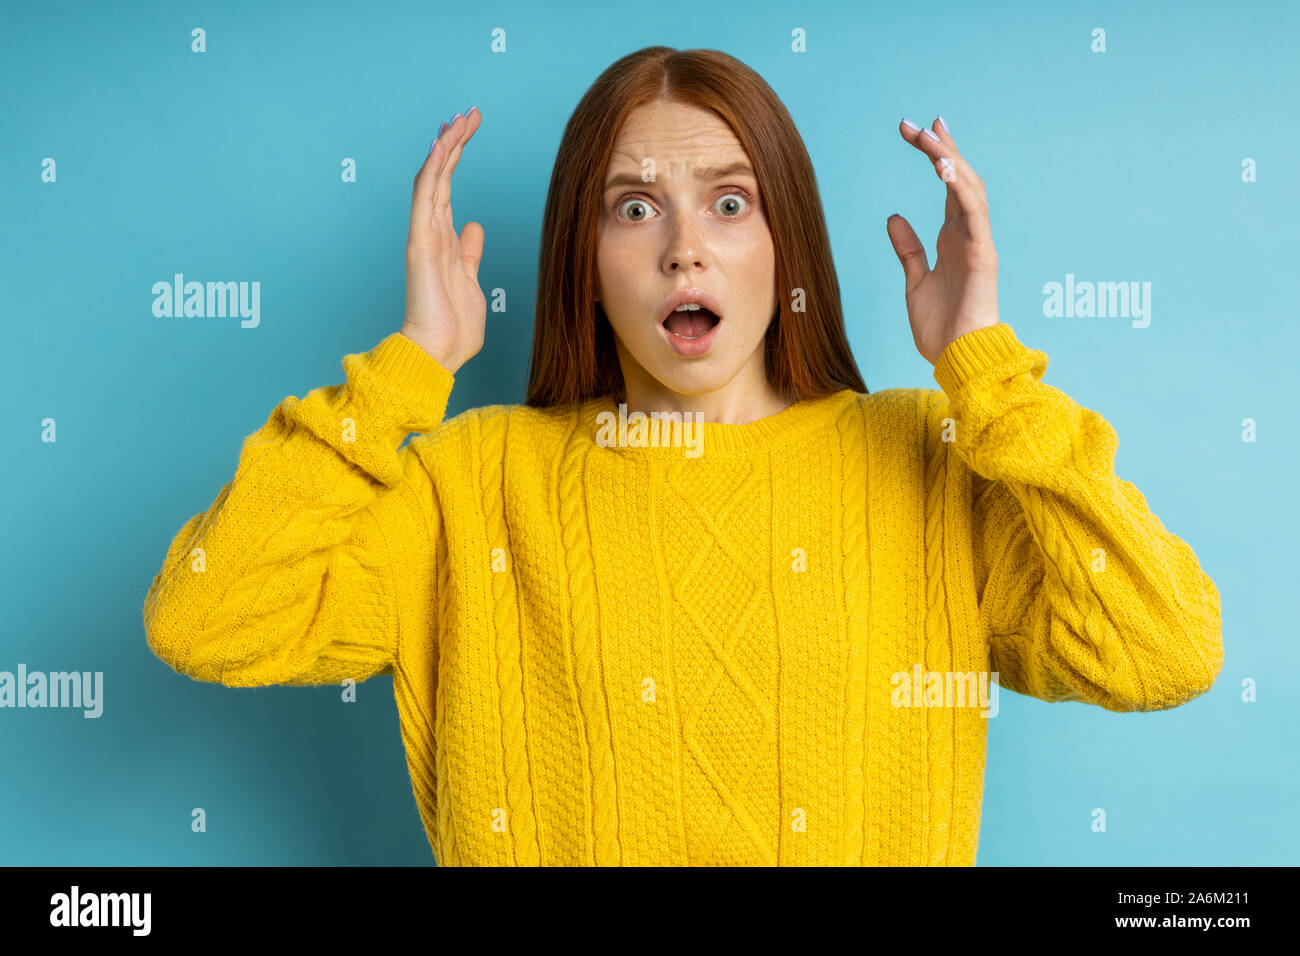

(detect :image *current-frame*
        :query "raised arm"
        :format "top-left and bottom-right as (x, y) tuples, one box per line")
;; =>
(936, 323), (1223, 712)
(143, 106), (488, 688)
(142, 334), (454, 686)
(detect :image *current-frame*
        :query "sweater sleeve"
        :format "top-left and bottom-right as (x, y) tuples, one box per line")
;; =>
(142, 332), (453, 688)
(932, 322), (1223, 713)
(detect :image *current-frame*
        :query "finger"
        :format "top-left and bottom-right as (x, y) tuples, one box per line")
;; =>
(410, 108), (481, 259)
(906, 115), (981, 190)
(886, 213), (929, 292)
(930, 118), (958, 222)
(930, 117), (986, 227)
(459, 221), (484, 282)
(902, 117), (977, 203)
(902, 116), (991, 243)
(935, 147), (992, 245)
(434, 107), (480, 215)
(898, 119), (954, 222)
(410, 123), (453, 248)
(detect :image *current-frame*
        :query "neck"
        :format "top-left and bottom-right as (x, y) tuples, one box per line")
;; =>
(615, 353), (793, 426)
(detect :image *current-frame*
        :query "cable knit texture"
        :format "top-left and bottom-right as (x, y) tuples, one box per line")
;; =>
(142, 322), (1223, 865)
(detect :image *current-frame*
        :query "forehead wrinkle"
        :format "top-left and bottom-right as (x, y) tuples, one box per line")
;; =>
(609, 120), (746, 169)
(604, 149), (757, 191)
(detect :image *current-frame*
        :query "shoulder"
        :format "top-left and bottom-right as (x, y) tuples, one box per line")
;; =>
(842, 386), (966, 470)
(407, 400), (581, 465)
(847, 386), (952, 427)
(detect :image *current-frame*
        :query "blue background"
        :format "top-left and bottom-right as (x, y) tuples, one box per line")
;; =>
(2, 0), (1295, 865)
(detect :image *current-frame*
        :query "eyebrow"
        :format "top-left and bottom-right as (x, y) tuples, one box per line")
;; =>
(602, 161), (757, 193)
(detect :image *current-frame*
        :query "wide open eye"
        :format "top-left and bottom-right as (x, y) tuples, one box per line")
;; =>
(616, 198), (657, 222)
(714, 191), (752, 216)
(616, 188), (756, 223)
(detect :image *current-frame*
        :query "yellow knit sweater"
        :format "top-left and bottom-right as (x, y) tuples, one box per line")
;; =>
(142, 322), (1223, 865)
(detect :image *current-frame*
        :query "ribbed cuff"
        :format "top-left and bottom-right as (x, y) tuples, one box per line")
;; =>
(932, 323), (1025, 396)
(364, 331), (456, 427)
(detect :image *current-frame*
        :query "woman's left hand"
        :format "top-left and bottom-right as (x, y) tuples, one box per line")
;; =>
(886, 117), (1000, 366)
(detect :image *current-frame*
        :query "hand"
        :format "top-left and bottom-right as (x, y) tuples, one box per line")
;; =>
(886, 116), (1000, 367)
(401, 107), (486, 375)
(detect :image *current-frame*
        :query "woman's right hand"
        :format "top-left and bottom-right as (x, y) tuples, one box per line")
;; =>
(401, 107), (485, 375)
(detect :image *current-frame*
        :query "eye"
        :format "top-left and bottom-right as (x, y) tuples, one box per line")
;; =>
(614, 188), (758, 223)
(714, 191), (752, 216)
(616, 198), (657, 222)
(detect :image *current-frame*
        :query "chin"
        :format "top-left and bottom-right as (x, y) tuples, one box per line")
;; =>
(647, 363), (735, 397)
(615, 330), (749, 398)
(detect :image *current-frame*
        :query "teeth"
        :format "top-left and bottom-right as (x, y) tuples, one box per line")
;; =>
(665, 300), (717, 339)
(660, 300), (722, 343)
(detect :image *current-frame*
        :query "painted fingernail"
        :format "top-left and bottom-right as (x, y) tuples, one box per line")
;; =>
(450, 112), (462, 125)
(937, 115), (950, 133)
(467, 105), (478, 116)
(901, 118), (921, 131)
(922, 128), (941, 143)
(939, 157), (955, 181)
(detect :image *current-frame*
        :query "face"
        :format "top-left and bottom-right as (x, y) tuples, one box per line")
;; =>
(595, 99), (779, 400)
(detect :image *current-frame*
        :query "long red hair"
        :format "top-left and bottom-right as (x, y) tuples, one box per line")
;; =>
(525, 46), (868, 406)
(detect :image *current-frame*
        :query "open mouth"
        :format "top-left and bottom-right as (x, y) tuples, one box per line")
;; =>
(661, 305), (722, 340)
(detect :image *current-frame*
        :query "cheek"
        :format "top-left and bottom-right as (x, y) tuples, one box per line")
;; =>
(597, 235), (631, 287)
(730, 231), (776, 300)
(729, 223), (774, 268)
(596, 245), (648, 337)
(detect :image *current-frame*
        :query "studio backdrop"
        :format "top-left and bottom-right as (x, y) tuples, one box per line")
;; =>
(1, 0), (1293, 865)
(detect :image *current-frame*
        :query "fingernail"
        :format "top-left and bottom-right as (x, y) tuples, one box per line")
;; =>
(922, 128), (941, 143)
(450, 112), (462, 125)
(939, 157), (955, 181)
(901, 118), (921, 131)
(467, 105), (478, 116)
(937, 114), (949, 133)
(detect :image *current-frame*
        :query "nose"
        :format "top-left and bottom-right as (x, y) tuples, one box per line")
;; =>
(663, 216), (707, 274)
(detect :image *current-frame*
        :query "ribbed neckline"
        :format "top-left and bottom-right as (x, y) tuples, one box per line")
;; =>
(578, 388), (861, 459)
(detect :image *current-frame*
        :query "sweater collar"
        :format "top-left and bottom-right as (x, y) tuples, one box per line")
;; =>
(577, 388), (861, 459)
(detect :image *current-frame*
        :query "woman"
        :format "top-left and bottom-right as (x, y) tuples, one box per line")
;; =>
(143, 47), (1223, 866)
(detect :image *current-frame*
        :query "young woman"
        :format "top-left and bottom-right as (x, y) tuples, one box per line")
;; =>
(143, 47), (1223, 866)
